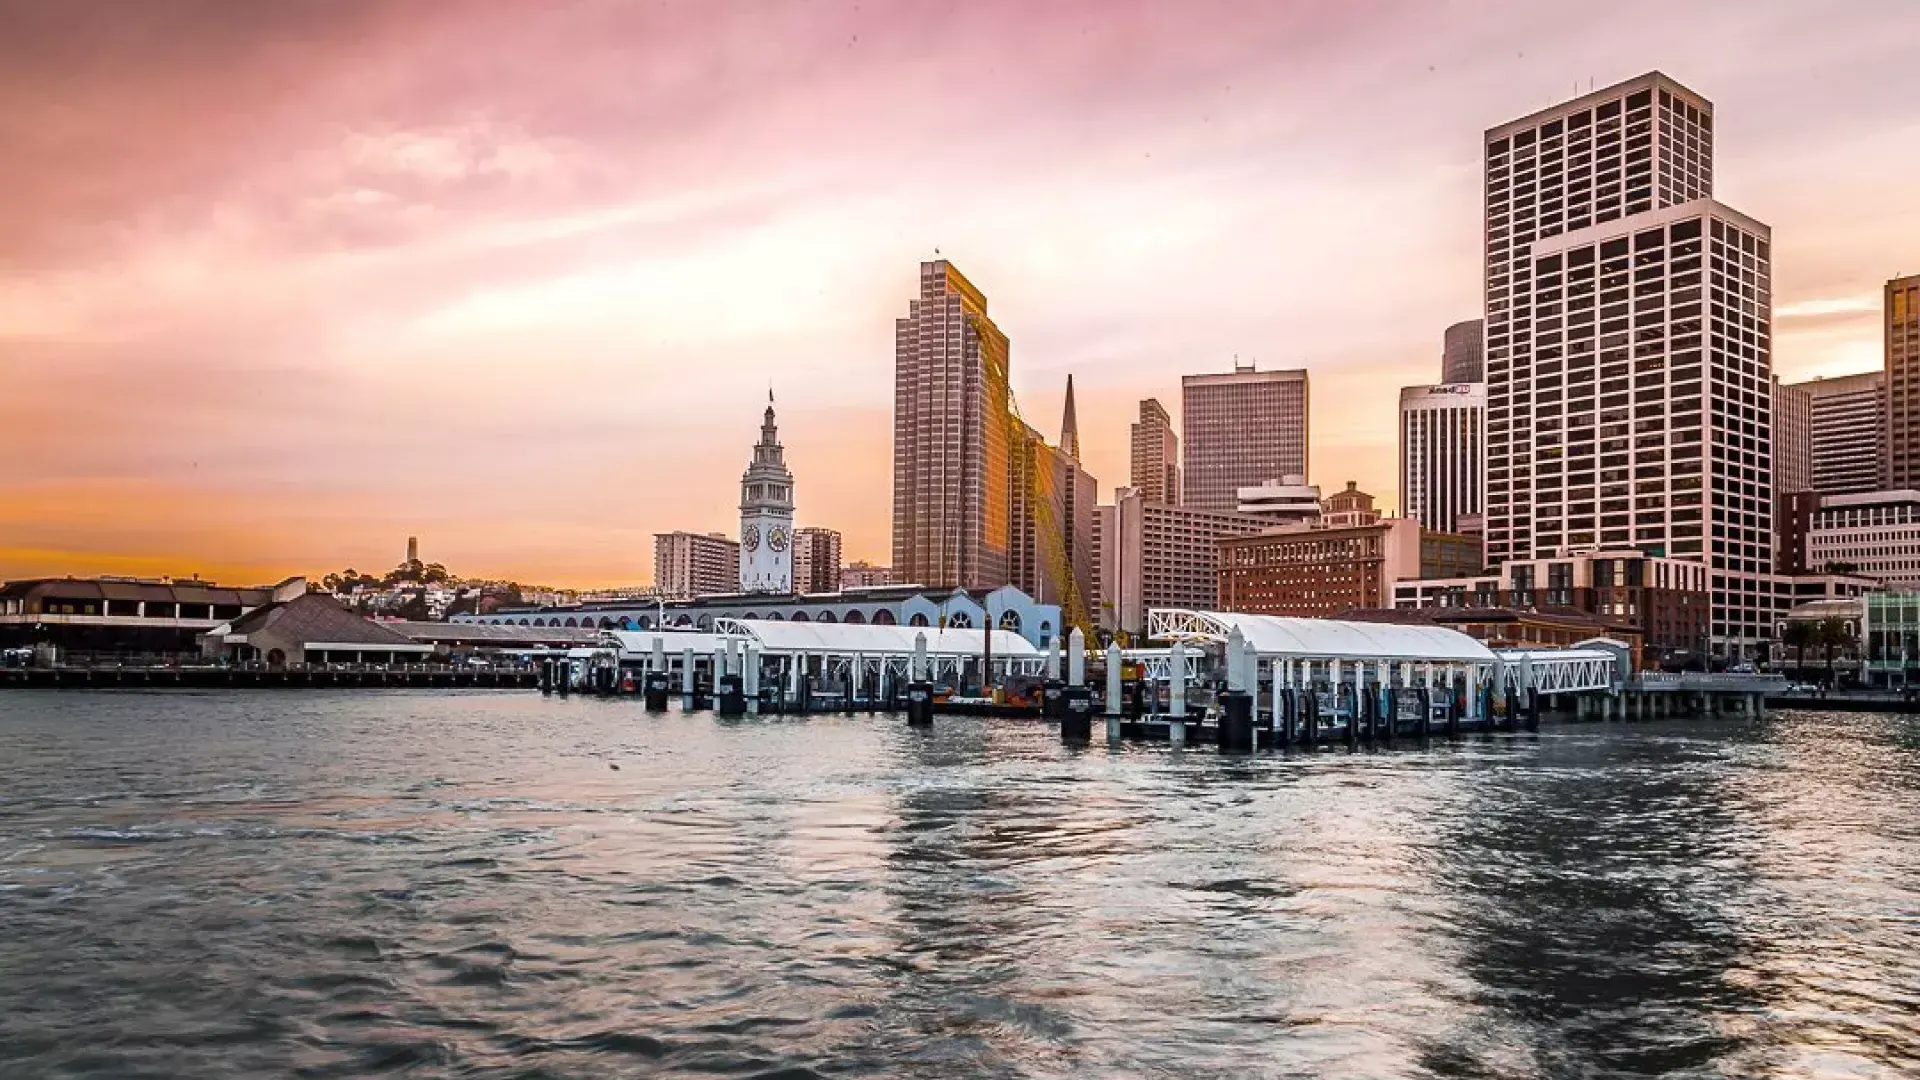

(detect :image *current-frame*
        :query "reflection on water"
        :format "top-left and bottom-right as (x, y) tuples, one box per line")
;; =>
(1, 692), (1916, 1078)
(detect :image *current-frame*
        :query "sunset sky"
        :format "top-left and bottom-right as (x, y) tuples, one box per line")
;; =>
(2, 1), (1916, 587)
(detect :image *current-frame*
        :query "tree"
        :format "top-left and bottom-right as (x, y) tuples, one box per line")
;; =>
(1782, 620), (1815, 675)
(1815, 616), (1855, 686)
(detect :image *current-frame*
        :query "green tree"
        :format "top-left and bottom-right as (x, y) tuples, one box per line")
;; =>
(1815, 616), (1855, 686)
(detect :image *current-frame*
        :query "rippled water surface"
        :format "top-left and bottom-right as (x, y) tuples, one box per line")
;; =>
(3, 691), (1918, 1078)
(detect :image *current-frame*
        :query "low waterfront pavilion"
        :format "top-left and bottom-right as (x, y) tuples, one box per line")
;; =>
(600, 621), (1043, 697)
(1148, 608), (1503, 713)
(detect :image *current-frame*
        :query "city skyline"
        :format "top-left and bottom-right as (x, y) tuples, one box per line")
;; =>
(3, 3), (1918, 587)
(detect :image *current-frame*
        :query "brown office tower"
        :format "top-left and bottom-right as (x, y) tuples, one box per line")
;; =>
(1130, 398), (1180, 505)
(1889, 274), (1920, 488)
(1181, 363), (1309, 513)
(891, 260), (1013, 591)
(791, 527), (844, 594)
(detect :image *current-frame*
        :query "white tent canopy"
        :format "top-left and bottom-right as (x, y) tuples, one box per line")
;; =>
(1149, 609), (1497, 664)
(602, 629), (732, 657)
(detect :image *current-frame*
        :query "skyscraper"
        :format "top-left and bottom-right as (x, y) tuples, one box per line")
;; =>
(1482, 72), (1778, 654)
(654, 532), (740, 599)
(891, 259), (1012, 591)
(1888, 273), (1920, 488)
(1771, 376), (1812, 495)
(1129, 398), (1179, 505)
(1799, 372), (1887, 495)
(1442, 319), (1486, 383)
(1399, 382), (1486, 533)
(1180, 363), (1309, 513)
(791, 527), (843, 594)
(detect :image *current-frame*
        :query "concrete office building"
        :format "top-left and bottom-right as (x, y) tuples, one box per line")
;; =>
(791, 527), (843, 594)
(1399, 382), (1486, 533)
(840, 561), (894, 589)
(1807, 489), (1920, 586)
(1093, 488), (1269, 637)
(1798, 372), (1887, 496)
(1181, 363), (1309, 513)
(1129, 398), (1180, 505)
(1772, 376), (1813, 496)
(1889, 274), (1920, 488)
(1482, 72), (1780, 656)
(891, 259), (1012, 591)
(1442, 319), (1486, 383)
(1236, 476), (1322, 525)
(653, 532), (740, 599)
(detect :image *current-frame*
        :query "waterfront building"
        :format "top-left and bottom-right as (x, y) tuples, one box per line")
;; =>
(1394, 550), (1708, 666)
(1398, 382), (1486, 533)
(1776, 490), (1820, 575)
(739, 398), (796, 594)
(1181, 362), (1309, 512)
(1218, 518), (1481, 619)
(791, 527), (843, 595)
(457, 583), (1064, 649)
(1863, 590), (1920, 688)
(1798, 372), (1887, 496)
(1442, 319), (1486, 383)
(1481, 72), (1779, 656)
(1772, 376), (1813, 496)
(199, 593), (432, 667)
(892, 259), (1012, 591)
(1807, 489), (1920, 585)
(1129, 398), (1180, 505)
(1346, 604), (1643, 670)
(1093, 487), (1270, 637)
(1235, 476), (1322, 525)
(653, 532), (739, 599)
(1889, 274), (1920, 488)
(0, 574), (307, 659)
(840, 561), (894, 589)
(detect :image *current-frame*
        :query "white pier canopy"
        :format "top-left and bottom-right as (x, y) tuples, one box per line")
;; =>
(1146, 609), (1616, 695)
(1149, 609), (1496, 664)
(596, 620), (1045, 688)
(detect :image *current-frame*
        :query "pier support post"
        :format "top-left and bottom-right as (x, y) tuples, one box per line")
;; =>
(682, 647), (696, 708)
(1105, 643), (1124, 745)
(906, 633), (932, 727)
(1168, 638), (1188, 749)
(1219, 690), (1254, 752)
(743, 645), (761, 716)
(1062, 685), (1094, 743)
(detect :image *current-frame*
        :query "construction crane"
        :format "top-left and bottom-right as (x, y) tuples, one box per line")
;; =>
(1001, 381), (1092, 642)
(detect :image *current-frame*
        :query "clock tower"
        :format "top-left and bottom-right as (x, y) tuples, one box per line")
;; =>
(738, 394), (795, 593)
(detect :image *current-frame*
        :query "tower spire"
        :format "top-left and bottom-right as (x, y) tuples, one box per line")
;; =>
(1059, 374), (1080, 460)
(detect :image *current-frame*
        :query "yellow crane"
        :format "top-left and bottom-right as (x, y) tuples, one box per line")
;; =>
(1000, 381), (1092, 641)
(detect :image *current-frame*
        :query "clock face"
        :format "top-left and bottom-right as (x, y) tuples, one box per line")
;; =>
(742, 525), (760, 551)
(768, 526), (789, 552)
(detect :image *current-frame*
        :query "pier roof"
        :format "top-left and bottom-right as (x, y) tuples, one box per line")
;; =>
(716, 619), (1040, 659)
(1149, 609), (1496, 664)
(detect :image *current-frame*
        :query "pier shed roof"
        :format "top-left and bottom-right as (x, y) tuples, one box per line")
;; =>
(1149, 609), (1496, 664)
(716, 619), (1040, 659)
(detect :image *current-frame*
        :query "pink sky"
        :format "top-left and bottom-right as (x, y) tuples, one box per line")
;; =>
(2, 1), (1916, 587)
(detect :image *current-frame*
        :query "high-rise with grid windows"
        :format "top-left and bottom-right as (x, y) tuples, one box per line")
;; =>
(1889, 274), (1920, 488)
(1483, 72), (1781, 656)
(1180, 364), (1309, 513)
(891, 260), (1012, 592)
